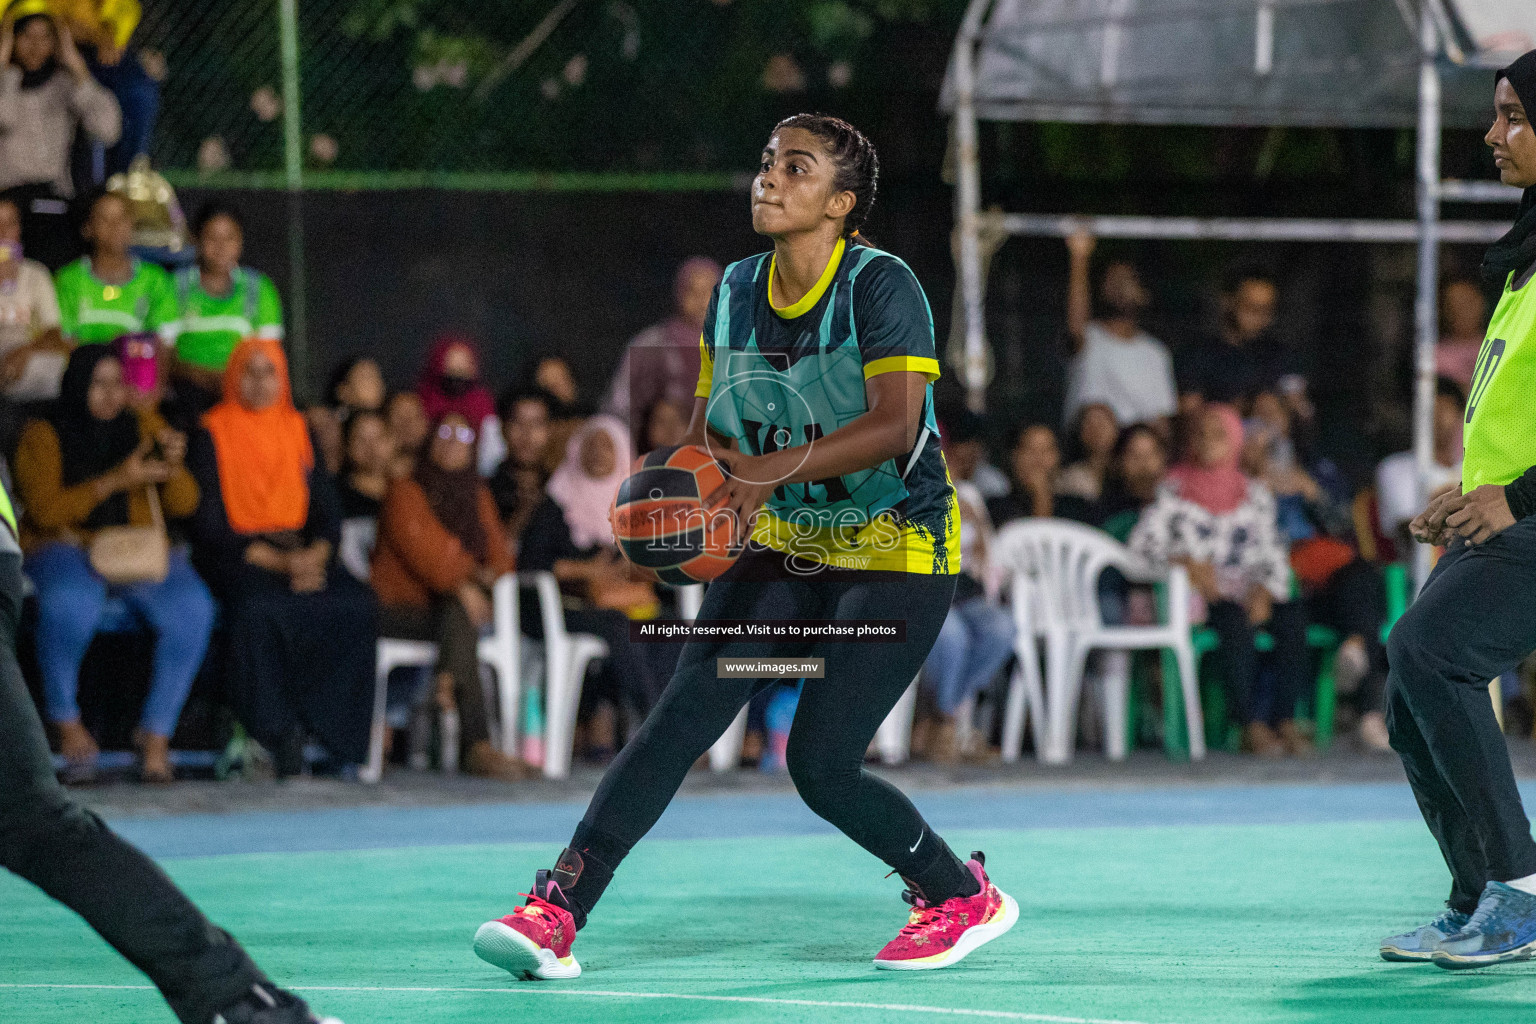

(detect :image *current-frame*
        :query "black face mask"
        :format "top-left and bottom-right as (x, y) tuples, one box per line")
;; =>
(1482, 49), (1536, 286)
(438, 374), (475, 398)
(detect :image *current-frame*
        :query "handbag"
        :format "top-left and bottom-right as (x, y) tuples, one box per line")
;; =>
(89, 485), (170, 585)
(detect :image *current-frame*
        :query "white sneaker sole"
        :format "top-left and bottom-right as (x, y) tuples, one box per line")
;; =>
(473, 921), (582, 980)
(1431, 939), (1536, 971)
(872, 890), (1020, 971)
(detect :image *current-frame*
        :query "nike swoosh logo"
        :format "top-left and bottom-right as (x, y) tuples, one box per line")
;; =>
(909, 830), (924, 854)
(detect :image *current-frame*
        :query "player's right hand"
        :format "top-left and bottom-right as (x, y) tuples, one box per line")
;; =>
(1410, 481), (1463, 545)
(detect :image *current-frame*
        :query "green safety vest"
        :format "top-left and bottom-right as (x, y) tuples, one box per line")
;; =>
(1463, 269), (1536, 493)
(0, 479), (16, 547)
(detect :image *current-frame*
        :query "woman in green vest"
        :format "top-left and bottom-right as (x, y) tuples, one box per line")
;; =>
(1380, 49), (1536, 970)
(167, 201), (283, 412)
(52, 189), (174, 349)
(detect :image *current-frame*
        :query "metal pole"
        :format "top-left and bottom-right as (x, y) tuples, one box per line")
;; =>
(952, 0), (991, 414)
(278, 0), (310, 401)
(990, 212), (1508, 245)
(1411, 2), (1440, 595)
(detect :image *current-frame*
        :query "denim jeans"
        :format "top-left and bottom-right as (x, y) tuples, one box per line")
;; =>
(86, 49), (161, 176)
(922, 596), (1018, 716)
(28, 543), (215, 738)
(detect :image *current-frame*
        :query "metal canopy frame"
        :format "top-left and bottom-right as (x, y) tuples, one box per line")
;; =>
(946, 0), (1524, 590)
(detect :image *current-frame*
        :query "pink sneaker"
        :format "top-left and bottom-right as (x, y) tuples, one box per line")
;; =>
(473, 870), (581, 980)
(872, 851), (1018, 970)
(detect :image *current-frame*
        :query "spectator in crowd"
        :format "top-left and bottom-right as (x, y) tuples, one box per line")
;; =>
(166, 202), (283, 413)
(14, 345), (209, 783)
(519, 414), (670, 761)
(53, 190), (173, 347)
(1093, 424), (1171, 658)
(0, 195), (66, 413)
(939, 407), (1009, 500)
(1309, 555), (1393, 753)
(1176, 264), (1297, 410)
(417, 333), (503, 476)
(304, 401), (343, 477)
(1242, 389), (1351, 546)
(1130, 404), (1311, 757)
(0, 11), (120, 270)
(335, 409), (392, 583)
(67, 0), (162, 176)
(372, 412), (528, 780)
(385, 389), (429, 479)
(1061, 231), (1176, 431)
(639, 397), (690, 454)
(985, 423), (1095, 527)
(601, 255), (722, 441)
(1097, 423), (1168, 542)
(1376, 377), (1465, 556)
(918, 412), (1015, 763)
(188, 338), (375, 778)
(489, 385), (554, 556)
(302, 354), (386, 480)
(530, 353), (588, 476)
(1244, 389), (1390, 752)
(327, 354), (386, 425)
(1436, 277), (1489, 391)
(938, 410), (987, 497)
(1057, 401), (1119, 503)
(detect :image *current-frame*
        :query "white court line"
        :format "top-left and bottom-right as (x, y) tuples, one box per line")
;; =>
(0, 982), (1174, 1024)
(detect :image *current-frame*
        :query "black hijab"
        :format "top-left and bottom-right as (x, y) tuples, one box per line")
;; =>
(414, 415), (487, 561)
(12, 15), (60, 92)
(49, 345), (142, 530)
(1482, 49), (1536, 286)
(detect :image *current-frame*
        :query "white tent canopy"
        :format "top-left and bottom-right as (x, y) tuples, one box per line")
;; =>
(941, 0), (1493, 127)
(942, 0), (1527, 588)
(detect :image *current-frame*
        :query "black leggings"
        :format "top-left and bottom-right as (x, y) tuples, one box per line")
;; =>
(557, 543), (971, 927)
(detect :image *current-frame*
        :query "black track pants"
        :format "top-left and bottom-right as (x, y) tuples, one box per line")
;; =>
(0, 550), (266, 1023)
(1385, 520), (1536, 913)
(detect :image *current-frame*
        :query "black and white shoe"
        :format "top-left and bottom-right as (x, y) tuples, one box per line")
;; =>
(211, 983), (342, 1024)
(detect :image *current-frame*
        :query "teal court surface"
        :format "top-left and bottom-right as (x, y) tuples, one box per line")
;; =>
(5, 777), (1536, 1024)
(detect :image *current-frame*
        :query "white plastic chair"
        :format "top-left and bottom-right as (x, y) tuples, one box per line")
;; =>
(991, 519), (1203, 765)
(872, 674), (922, 765)
(992, 547), (1050, 765)
(362, 574), (524, 783)
(526, 571), (611, 780)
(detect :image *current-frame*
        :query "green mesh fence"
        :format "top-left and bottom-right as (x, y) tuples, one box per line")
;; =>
(135, 0), (962, 189)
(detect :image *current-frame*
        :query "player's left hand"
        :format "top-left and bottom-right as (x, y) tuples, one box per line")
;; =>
(704, 450), (785, 549)
(1443, 484), (1517, 545)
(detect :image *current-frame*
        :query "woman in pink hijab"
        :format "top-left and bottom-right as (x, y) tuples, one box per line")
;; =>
(519, 414), (673, 760)
(545, 414), (632, 550)
(1130, 403), (1311, 757)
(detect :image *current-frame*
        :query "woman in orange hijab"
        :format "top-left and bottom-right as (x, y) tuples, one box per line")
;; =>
(188, 338), (376, 777)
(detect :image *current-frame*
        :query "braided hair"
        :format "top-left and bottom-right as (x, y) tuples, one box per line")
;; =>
(772, 113), (880, 238)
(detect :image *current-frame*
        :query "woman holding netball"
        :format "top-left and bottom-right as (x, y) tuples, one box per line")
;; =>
(474, 114), (1017, 979)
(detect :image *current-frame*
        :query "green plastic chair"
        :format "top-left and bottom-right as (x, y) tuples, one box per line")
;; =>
(1145, 562), (1409, 756)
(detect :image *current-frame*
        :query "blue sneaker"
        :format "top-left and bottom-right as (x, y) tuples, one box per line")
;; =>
(1431, 882), (1536, 970)
(1379, 908), (1472, 961)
